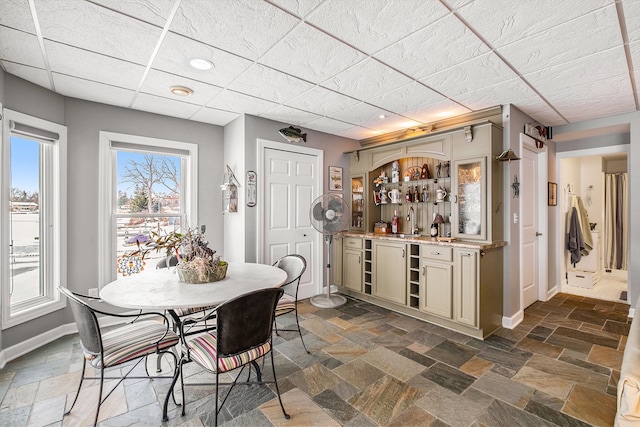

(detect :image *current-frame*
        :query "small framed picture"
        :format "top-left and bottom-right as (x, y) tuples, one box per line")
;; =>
(329, 166), (343, 191)
(548, 182), (557, 206)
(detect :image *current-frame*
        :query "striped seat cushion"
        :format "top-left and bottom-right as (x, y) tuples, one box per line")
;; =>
(173, 306), (215, 317)
(275, 294), (295, 317)
(85, 320), (179, 368)
(186, 332), (271, 373)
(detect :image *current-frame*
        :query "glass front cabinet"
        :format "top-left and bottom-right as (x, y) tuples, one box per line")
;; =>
(350, 175), (365, 230)
(452, 157), (486, 241)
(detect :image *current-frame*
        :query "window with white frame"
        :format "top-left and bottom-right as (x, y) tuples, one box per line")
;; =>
(1, 108), (67, 329)
(99, 132), (198, 284)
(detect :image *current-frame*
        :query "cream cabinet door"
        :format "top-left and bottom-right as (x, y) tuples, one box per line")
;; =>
(332, 237), (343, 286)
(372, 241), (406, 304)
(420, 260), (453, 319)
(454, 249), (478, 327)
(343, 249), (363, 292)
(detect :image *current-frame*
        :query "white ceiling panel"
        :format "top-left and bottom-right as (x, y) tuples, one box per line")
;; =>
(623, 0), (640, 43)
(497, 5), (622, 75)
(140, 69), (223, 106)
(45, 40), (145, 90)
(152, 32), (253, 88)
(189, 107), (239, 126)
(454, 0), (611, 48)
(375, 14), (490, 79)
(228, 64), (314, 104)
(260, 105), (322, 125)
(34, 0), (161, 65)
(420, 52), (519, 98)
(322, 58), (413, 101)
(366, 82), (446, 114)
(132, 92), (201, 119)
(0, 0), (35, 33)
(286, 86), (359, 116)
(207, 90), (278, 117)
(308, 0), (449, 55)
(53, 73), (134, 108)
(1, 1), (638, 141)
(259, 23), (367, 84)
(269, 0), (325, 17)
(171, 0), (298, 60)
(0, 26), (45, 69)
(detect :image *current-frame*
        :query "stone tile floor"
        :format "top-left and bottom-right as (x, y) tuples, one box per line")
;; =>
(0, 292), (630, 426)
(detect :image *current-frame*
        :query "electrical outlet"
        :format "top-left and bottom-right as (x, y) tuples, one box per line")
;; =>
(88, 288), (98, 297)
(513, 213), (518, 224)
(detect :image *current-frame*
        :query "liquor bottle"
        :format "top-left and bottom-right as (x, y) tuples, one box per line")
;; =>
(391, 210), (399, 234)
(421, 184), (428, 202)
(413, 185), (419, 203)
(405, 187), (411, 203)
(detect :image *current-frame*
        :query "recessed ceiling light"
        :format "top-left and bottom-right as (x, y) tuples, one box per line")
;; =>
(170, 85), (193, 96)
(189, 58), (213, 70)
(379, 114), (387, 119)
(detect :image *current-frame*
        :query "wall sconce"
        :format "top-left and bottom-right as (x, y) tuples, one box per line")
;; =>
(495, 149), (521, 162)
(221, 165), (240, 213)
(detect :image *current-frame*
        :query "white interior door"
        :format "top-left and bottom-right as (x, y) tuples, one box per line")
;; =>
(263, 146), (319, 299)
(521, 144), (539, 309)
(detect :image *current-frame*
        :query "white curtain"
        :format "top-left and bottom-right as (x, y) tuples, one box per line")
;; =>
(604, 173), (628, 270)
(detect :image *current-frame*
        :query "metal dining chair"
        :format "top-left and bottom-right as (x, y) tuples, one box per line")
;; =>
(168, 287), (290, 425)
(272, 254), (309, 353)
(59, 287), (179, 426)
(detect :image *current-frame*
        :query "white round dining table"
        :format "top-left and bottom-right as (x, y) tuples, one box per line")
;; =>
(100, 262), (287, 311)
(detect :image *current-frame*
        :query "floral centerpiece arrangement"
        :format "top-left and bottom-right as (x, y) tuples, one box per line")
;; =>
(122, 225), (227, 283)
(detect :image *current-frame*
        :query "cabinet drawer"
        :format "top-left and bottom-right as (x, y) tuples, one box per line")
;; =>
(422, 246), (452, 262)
(344, 237), (363, 249)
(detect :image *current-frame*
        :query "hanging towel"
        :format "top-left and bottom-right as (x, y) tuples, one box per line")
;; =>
(568, 206), (584, 266)
(569, 195), (593, 255)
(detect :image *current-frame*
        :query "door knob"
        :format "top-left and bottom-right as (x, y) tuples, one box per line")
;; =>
(536, 232), (542, 236)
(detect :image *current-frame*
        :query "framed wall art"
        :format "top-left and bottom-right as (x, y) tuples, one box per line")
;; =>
(548, 182), (557, 206)
(329, 166), (343, 191)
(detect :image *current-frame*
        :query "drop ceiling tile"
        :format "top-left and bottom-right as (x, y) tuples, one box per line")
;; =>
(89, 0), (177, 27)
(207, 90), (278, 116)
(545, 74), (636, 123)
(454, 0), (611, 48)
(366, 82), (446, 114)
(304, 116), (356, 135)
(153, 32), (253, 87)
(189, 107), (239, 126)
(322, 58), (413, 101)
(420, 52), (518, 98)
(623, 0), (640, 43)
(269, 0), (325, 17)
(260, 105), (322, 125)
(452, 78), (538, 110)
(34, 0), (161, 65)
(375, 14), (490, 79)
(362, 115), (422, 134)
(259, 23), (367, 84)
(227, 64), (314, 103)
(402, 100), (471, 124)
(512, 101), (566, 126)
(171, 0), (298, 60)
(132, 92), (201, 119)
(497, 5), (622, 75)
(307, 0), (449, 54)
(628, 40), (640, 69)
(140, 69), (223, 106)
(286, 86), (359, 116)
(2, 62), (50, 89)
(0, 0), (36, 33)
(45, 40), (145, 90)
(442, 0), (474, 10)
(53, 73), (134, 107)
(336, 126), (380, 140)
(524, 47), (629, 96)
(0, 26), (45, 69)
(327, 102), (391, 126)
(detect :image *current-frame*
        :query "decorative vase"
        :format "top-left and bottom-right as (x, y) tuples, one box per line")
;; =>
(177, 262), (228, 284)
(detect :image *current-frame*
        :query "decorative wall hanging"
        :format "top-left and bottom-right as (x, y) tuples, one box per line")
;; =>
(524, 123), (552, 148)
(246, 170), (257, 207)
(221, 165), (240, 213)
(329, 166), (343, 191)
(548, 182), (557, 206)
(511, 175), (520, 198)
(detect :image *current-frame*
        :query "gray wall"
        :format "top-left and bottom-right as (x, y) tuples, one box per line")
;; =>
(1, 74), (224, 350)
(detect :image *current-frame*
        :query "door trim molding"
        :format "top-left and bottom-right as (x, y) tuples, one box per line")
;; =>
(256, 139), (324, 296)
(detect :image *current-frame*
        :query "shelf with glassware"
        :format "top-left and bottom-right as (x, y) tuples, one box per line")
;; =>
(369, 157), (453, 238)
(350, 175), (365, 230)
